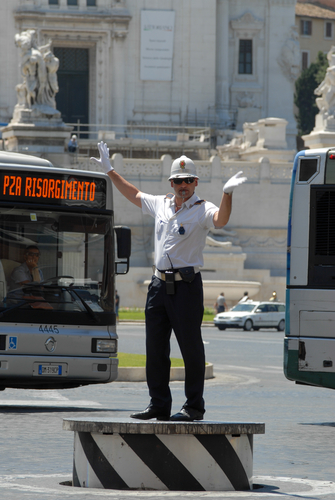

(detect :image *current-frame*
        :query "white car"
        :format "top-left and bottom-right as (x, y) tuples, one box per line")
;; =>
(213, 301), (285, 331)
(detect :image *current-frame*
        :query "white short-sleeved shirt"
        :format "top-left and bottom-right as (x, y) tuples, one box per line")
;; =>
(9, 262), (44, 291)
(141, 192), (219, 270)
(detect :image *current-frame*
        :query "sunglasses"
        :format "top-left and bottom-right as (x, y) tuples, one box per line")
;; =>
(173, 178), (195, 185)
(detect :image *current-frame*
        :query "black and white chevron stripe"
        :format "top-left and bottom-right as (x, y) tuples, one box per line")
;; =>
(73, 431), (253, 491)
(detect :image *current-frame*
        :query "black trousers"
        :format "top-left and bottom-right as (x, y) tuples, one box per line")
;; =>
(145, 273), (205, 413)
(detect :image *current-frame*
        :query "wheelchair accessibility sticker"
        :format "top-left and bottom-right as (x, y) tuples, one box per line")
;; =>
(8, 337), (17, 350)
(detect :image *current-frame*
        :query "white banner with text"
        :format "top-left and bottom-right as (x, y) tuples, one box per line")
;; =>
(140, 10), (175, 81)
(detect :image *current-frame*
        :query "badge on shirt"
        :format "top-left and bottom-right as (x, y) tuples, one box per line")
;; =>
(179, 224), (185, 235)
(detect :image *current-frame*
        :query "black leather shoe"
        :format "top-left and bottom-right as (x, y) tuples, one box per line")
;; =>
(170, 407), (204, 422)
(130, 406), (170, 421)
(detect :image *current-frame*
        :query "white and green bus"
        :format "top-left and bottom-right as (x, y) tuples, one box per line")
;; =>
(0, 152), (130, 390)
(285, 147), (335, 389)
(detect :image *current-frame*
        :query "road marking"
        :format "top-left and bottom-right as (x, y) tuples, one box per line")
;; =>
(204, 372), (261, 386)
(29, 389), (69, 400)
(204, 335), (283, 346)
(221, 364), (284, 374)
(0, 399), (101, 408)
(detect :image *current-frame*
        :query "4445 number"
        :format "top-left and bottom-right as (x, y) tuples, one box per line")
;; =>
(39, 325), (59, 334)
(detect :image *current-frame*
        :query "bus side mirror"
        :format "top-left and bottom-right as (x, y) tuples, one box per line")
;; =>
(114, 226), (131, 275)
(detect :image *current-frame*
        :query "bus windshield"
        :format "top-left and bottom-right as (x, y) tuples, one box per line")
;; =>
(0, 207), (114, 325)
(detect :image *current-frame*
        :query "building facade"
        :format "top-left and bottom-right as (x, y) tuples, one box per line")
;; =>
(296, 0), (335, 71)
(1, 0), (298, 146)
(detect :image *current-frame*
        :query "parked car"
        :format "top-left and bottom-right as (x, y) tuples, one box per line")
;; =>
(213, 301), (285, 331)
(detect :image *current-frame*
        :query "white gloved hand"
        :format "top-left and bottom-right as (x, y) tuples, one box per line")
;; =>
(223, 171), (247, 194)
(90, 141), (114, 174)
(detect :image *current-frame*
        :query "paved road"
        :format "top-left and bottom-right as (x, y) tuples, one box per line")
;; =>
(0, 324), (334, 499)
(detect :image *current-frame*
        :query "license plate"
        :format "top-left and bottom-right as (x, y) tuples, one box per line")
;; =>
(38, 365), (62, 375)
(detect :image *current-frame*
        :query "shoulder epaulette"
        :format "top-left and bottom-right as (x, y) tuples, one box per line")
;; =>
(194, 199), (205, 205)
(165, 193), (174, 199)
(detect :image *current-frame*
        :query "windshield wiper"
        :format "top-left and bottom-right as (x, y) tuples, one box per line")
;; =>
(68, 288), (101, 323)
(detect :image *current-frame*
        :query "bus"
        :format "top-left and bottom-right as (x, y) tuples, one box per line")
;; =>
(0, 151), (130, 390)
(284, 147), (335, 390)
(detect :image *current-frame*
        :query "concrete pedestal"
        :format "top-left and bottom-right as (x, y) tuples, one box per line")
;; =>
(1, 122), (73, 154)
(302, 129), (335, 150)
(63, 417), (265, 491)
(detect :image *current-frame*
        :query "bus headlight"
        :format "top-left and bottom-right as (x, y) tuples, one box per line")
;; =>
(92, 339), (117, 353)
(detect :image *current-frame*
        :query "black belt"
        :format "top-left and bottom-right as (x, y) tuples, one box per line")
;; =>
(154, 266), (200, 282)
(154, 269), (182, 281)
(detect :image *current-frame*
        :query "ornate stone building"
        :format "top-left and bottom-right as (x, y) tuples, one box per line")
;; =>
(0, 0), (298, 144)
(0, 0), (299, 305)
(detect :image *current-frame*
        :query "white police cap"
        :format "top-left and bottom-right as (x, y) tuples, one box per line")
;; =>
(168, 155), (198, 180)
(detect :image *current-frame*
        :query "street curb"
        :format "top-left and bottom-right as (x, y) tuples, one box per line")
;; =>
(116, 362), (214, 382)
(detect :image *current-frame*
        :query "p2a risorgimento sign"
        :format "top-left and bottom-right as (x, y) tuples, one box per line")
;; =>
(0, 171), (107, 209)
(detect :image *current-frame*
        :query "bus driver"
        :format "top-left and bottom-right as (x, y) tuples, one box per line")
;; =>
(9, 245), (43, 291)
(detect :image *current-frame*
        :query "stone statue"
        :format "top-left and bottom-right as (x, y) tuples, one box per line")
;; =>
(14, 30), (59, 115)
(2, 30), (71, 152)
(206, 235), (232, 248)
(314, 46), (335, 117)
(205, 227), (236, 248)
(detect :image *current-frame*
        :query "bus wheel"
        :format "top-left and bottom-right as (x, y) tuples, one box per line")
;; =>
(277, 319), (285, 331)
(244, 319), (253, 331)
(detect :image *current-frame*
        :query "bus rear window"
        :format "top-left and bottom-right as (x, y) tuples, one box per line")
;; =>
(299, 158), (318, 182)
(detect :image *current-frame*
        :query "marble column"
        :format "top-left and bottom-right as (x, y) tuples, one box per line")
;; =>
(111, 32), (127, 128)
(215, 0), (230, 124)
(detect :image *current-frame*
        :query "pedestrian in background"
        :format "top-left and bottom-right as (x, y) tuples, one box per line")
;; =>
(115, 290), (120, 322)
(238, 291), (249, 303)
(214, 292), (226, 313)
(68, 134), (78, 153)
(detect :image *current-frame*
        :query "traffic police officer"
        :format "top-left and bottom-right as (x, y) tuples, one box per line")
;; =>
(91, 142), (247, 421)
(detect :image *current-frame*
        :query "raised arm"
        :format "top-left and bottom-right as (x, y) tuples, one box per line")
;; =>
(91, 142), (142, 208)
(213, 171), (247, 227)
